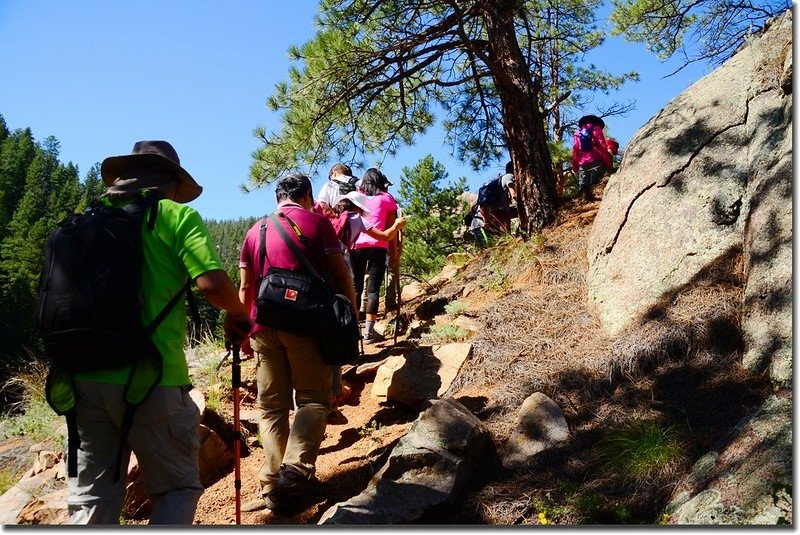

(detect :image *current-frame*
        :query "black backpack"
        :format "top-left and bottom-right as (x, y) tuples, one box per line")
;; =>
(334, 176), (358, 198)
(39, 197), (152, 372)
(578, 125), (593, 151)
(38, 193), (194, 481)
(477, 175), (504, 208)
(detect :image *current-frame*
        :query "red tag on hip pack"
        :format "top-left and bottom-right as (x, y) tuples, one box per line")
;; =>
(284, 289), (298, 301)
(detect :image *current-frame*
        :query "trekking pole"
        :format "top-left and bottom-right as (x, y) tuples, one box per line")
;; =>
(215, 349), (231, 372)
(228, 340), (242, 525)
(393, 228), (403, 346)
(384, 268), (389, 317)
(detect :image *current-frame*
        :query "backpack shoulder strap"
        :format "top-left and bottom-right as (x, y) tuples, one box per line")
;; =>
(258, 217), (269, 278)
(268, 211), (322, 280)
(122, 193), (161, 230)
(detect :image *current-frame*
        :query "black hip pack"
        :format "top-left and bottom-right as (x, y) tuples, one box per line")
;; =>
(256, 266), (329, 336)
(256, 212), (360, 365)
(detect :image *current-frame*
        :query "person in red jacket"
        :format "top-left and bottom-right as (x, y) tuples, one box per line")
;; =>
(572, 115), (612, 201)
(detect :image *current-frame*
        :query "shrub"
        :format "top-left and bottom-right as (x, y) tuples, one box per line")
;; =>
(421, 324), (469, 343)
(0, 359), (61, 446)
(594, 420), (685, 482)
(444, 300), (467, 316)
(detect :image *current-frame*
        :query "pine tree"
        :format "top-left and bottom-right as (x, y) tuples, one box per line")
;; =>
(530, 0), (639, 143)
(610, 0), (790, 69)
(251, 0), (639, 234)
(0, 114), (8, 144)
(0, 128), (37, 241)
(396, 155), (467, 278)
(76, 163), (104, 213)
(0, 136), (81, 364)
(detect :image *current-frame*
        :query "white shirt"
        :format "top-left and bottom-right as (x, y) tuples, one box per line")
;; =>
(318, 178), (354, 207)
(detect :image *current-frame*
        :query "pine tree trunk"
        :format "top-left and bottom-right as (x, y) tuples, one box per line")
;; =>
(480, 0), (557, 235)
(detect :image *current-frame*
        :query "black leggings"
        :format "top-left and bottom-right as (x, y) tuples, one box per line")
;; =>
(351, 247), (387, 315)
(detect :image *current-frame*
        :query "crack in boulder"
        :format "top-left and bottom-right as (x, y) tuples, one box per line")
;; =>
(602, 94), (752, 258)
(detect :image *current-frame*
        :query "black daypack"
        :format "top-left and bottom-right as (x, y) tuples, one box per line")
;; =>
(334, 176), (358, 198)
(38, 194), (195, 481)
(477, 175), (504, 209)
(256, 212), (360, 365)
(578, 126), (593, 151)
(37, 197), (161, 372)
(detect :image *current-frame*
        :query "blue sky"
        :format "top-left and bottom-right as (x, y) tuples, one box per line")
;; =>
(0, 0), (712, 221)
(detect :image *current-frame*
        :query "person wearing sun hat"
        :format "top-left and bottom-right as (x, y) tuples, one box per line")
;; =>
(350, 168), (402, 344)
(572, 114), (612, 201)
(326, 189), (405, 420)
(100, 140), (204, 203)
(333, 190), (406, 261)
(63, 140), (251, 525)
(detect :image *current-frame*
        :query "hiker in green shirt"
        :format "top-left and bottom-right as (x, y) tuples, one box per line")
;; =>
(64, 141), (251, 524)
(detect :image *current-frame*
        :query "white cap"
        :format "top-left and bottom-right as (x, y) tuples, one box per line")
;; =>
(500, 173), (515, 188)
(344, 191), (371, 215)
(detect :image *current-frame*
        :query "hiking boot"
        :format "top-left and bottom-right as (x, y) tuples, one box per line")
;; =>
(363, 330), (385, 344)
(342, 381), (353, 399)
(243, 487), (296, 514)
(263, 494), (289, 515)
(327, 408), (348, 425)
(241, 498), (269, 512)
(268, 464), (315, 505)
(331, 382), (352, 406)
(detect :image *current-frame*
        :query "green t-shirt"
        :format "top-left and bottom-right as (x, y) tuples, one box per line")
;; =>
(76, 197), (224, 386)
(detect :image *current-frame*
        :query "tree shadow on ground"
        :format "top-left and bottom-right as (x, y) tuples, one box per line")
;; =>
(434, 269), (771, 525)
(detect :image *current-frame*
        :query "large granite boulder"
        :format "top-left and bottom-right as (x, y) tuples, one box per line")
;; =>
(587, 11), (793, 526)
(586, 11), (792, 387)
(665, 392), (792, 525)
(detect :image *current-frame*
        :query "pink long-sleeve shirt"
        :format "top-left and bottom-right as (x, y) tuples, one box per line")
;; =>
(572, 123), (612, 172)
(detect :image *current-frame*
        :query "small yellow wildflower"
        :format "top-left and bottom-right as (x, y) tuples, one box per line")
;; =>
(538, 512), (548, 525)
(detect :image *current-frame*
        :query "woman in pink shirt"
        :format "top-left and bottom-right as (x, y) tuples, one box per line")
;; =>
(351, 168), (398, 343)
(572, 114), (612, 201)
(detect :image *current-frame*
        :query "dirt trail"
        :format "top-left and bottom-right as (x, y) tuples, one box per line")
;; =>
(193, 199), (602, 526)
(193, 337), (420, 525)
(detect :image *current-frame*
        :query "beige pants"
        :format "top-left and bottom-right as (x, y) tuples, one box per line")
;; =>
(251, 329), (331, 496)
(67, 383), (202, 524)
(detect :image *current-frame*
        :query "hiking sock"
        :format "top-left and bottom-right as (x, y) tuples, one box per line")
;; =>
(365, 320), (375, 336)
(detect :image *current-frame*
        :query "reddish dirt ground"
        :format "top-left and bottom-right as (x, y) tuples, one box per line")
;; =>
(193, 335), (419, 526)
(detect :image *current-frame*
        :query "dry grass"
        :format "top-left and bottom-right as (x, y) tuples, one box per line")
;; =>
(0, 358), (61, 446)
(0, 359), (60, 496)
(608, 281), (743, 382)
(450, 214), (612, 435)
(420, 199), (770, 525)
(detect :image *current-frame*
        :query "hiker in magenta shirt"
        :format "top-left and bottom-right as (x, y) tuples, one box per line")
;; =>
(572, 114), (612, 201)
(238, 173), (356, 515)
(239, 196), (343, 335)
(351, 168), (398, 344)
(326, 190), (406, 420)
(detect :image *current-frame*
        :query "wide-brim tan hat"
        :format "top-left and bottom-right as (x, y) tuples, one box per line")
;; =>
(101, 140), (202, 203)
(344, 191), (372, 215)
